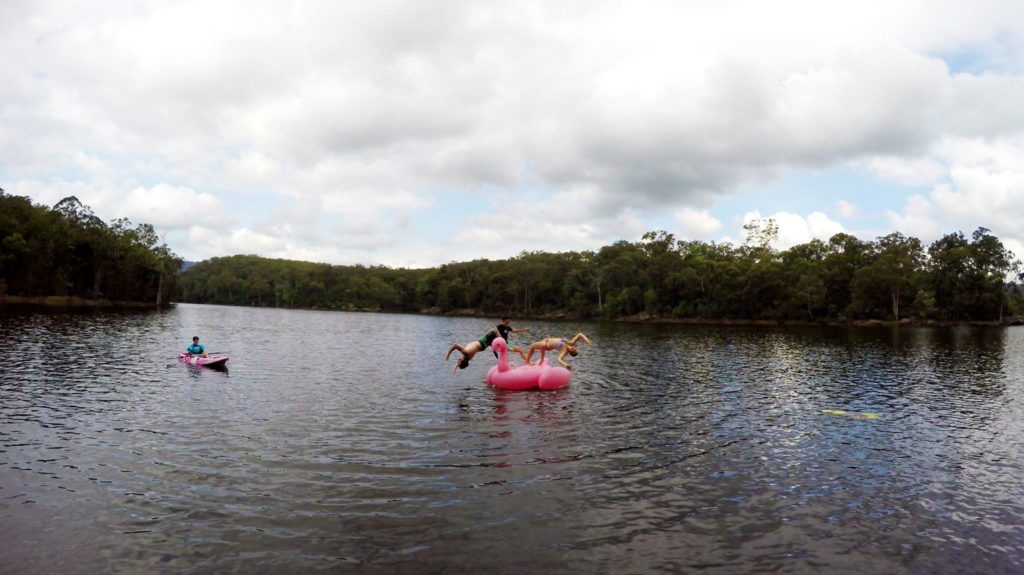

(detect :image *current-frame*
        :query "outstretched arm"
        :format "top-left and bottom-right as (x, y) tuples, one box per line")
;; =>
(446, 343), (465, 362)
(568, 333), (592, 346)
(556, 348), (571, 369)
(512, 327), (530, 334)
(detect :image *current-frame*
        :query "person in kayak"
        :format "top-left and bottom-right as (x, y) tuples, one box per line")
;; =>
(523, 333), (592, 369)
(494, 317), (530, 358)
(446, 327), (527, 372)
(187, 336), (209, 358)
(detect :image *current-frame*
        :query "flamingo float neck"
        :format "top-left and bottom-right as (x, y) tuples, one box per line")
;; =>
(492, 337), (511, 372)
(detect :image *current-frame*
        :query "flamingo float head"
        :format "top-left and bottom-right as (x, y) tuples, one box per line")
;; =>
(491, 337), (511, 372)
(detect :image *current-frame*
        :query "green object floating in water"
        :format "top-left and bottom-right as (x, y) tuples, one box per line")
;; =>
(822, 409), (881, 420)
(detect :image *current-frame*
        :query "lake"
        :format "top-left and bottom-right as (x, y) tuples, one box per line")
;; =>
(2, 303), (1023, 573)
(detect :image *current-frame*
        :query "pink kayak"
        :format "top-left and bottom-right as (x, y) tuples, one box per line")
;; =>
(178, 352), (229, 367)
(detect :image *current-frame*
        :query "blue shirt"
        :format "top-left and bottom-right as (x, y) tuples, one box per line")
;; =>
(187, 343), (204, 355)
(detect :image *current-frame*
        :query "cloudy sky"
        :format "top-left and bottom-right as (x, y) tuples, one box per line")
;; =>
(4, 0), (1024, 266)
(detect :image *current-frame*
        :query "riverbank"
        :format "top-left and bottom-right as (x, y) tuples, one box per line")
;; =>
(140, 300), (1024, 327)
(0, 295), (165, 309)
(424, 307), (1024, 327)
(607, 313), (1024, 327)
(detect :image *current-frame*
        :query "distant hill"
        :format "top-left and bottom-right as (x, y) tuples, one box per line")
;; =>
(180, 261), (198, 272)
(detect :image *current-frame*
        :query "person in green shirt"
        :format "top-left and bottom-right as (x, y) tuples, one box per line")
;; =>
(186, 336), (209, 358)
(446, 326), (527, 373)
(494, 317), (530, 358)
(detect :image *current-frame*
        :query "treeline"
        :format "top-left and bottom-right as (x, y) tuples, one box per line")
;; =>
(179, 221), (1024, 322)
(0, 190), (182, 304)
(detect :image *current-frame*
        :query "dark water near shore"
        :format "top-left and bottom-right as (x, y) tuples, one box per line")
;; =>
(2, 303), (1023, 573)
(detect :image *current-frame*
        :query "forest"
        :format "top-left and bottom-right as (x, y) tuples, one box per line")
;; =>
(178, 220), (1024, 323)
(0, 190), (182, 305)
(5, 186), (1020, 322)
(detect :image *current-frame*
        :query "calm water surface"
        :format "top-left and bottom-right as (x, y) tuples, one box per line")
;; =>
(2, 303), (1023, 573)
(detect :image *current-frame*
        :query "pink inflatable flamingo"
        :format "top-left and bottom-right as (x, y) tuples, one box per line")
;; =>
(487, 337), (572, 390)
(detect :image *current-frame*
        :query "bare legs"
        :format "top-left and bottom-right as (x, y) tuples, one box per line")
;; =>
(524, 341), (551, 364)
(510, 346), (529, 362)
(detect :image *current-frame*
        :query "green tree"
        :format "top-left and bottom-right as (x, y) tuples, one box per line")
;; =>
(852, 233), (924, 320)
(0, 191), (181, 304)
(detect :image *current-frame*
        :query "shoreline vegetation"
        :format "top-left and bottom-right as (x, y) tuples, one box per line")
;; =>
(5, 189), (1024, 325)
(429, 308), (1024, 327)
(178, 223), (1024, 326)
(0, 191), (182, 307)
(4, 295), (1022, 327)
(0, 295), (163, 308)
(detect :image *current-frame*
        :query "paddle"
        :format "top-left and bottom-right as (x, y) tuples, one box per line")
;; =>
(175, 350), (227, 358)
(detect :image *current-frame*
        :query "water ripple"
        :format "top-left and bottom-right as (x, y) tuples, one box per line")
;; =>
(2, 307), (1024, 573)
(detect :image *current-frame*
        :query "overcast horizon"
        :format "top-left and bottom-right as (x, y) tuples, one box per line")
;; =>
(4, 1), (1024, 267)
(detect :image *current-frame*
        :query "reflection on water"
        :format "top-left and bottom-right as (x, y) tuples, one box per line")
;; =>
(2, 304), (1024, 573)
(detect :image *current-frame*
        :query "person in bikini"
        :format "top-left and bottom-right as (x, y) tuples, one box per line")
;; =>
(446, 327), (528, 373)
(523, 333), (592, 369)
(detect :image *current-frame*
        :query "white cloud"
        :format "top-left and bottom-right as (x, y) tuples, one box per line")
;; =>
(740, 210), (845, 250)
(674, 207), (722, 239)
(948, 72), (1024, 138)
(117, 184), (232, 231)
(186, 213), (435, 266)
(834, 200), (858, 219)
(884, 194), (941, 240)
(860, 156), (947, 187)
(7, 179), (115, 211)
(321, 189), (433, 216)
(452, 199), (647, 260)
(189, 225), (288, 258)
(1004, 238), (1024, 267)
(224, 151), (284, 191)
(805, 212), (845, 239)
(917, 137), (1024, 250)
(5, 2), (1024, 264)
(933, 168), (1024, 231)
